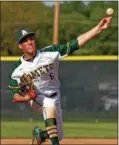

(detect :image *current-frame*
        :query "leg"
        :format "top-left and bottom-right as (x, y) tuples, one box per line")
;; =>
(28, 98), (63, 145)
(55, 103), (64, 141)
(31, 126), (48, 145)
(28, 100), (43, 113)
(43, 97), (63, 145)
(28, 100), (48, 145)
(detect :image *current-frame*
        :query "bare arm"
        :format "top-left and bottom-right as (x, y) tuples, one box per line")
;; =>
(13, 90), (37, 103)
(13, 93), (31, 102)
(77, 16), (112, 47)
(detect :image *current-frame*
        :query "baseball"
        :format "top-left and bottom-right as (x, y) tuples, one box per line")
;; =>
(106, 8), (114, 15)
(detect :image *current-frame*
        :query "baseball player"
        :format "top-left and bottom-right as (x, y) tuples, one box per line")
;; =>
(9, 16), (112, 145)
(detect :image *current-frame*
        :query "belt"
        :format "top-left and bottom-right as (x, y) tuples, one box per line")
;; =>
(45, 92), (57, 98)
(34, 92), (57, 106)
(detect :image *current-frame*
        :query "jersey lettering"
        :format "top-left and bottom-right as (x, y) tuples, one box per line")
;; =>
(20, 63), (54, 83)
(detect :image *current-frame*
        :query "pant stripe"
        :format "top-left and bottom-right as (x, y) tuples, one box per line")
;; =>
(49, 133), (58, 138)
(47, 128), (57, 135)
(46, 125), (57, 130)
(46, 125), (58, 138)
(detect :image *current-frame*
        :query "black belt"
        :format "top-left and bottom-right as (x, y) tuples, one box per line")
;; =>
(34, 92), (57, 106)
(45, 92), (57, 98)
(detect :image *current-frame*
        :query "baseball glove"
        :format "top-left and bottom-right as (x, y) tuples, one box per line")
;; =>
(18, 74), (36, 96)
(18, 82), (34, 96)
(9, 81), (35, 96)
(9, 74), (36, 97)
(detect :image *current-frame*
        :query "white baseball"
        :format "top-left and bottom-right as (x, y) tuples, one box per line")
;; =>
(106, 8), (114, 15)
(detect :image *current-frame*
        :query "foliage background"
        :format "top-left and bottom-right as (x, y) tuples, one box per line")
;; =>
(1, 1), (118, 56)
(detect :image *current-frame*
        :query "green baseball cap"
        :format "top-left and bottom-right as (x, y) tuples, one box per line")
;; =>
(16, 28), (35, 43)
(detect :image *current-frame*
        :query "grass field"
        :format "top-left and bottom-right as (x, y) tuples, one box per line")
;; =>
(1, 121), (117, 138)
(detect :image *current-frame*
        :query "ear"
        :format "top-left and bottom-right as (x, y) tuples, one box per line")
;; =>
(18, 44), (22, 50)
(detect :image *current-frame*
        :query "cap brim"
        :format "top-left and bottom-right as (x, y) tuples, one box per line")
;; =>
(18, 32), (35, 43)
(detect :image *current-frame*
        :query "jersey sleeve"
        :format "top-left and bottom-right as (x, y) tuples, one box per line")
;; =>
(40, 39), (79, 56)
(8, 60), (21, 98)
(9, 77), (19, 98)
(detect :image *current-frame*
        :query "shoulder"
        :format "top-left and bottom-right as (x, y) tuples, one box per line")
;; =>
(13, 59), (22, 70)
(10, 59), (22, 76)
(9, 59), (22, 86)
(14, 59), (22, 68)
(39, 45), (57, 52)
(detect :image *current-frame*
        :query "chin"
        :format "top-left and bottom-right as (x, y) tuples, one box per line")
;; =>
(28, 50), (36, 56)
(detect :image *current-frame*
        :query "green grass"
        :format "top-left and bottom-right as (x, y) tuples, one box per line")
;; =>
(1, 121), (117, 138)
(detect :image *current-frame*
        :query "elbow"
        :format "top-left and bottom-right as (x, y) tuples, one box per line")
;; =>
(13, 93), (24, 103)
(13, 93), (32, 103)
(13, 95), (19, 103)
(13, 99), (17, 103)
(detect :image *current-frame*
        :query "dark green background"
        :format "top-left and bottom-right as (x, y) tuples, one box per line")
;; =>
(1, 61), (118, 121)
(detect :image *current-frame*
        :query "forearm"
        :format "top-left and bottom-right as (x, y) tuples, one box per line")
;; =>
(13, 93), (31, 103)
(13, 90), (37, 103)
(77, 25), (101, 47)
(77, 16), (112, 47)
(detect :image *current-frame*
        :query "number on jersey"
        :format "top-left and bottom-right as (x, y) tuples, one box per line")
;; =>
(49, 72), (54, 80)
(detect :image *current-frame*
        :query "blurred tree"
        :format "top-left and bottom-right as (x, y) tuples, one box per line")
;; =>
(1, 1), (118, 56)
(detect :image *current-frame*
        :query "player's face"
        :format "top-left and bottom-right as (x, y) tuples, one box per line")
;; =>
(18, 35), (36, 56)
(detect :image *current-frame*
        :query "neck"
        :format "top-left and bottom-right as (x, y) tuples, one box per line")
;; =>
(23, 52), (37, 61)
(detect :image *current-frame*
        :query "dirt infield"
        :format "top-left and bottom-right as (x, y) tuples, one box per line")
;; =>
(1, 138), (117, 144)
